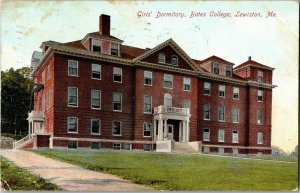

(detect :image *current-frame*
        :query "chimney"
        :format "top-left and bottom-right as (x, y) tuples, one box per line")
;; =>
(248, 56), (251, 61)
(99, 14), (110, 36)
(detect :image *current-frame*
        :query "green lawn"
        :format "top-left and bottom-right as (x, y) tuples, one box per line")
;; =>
(33, 149), (298, 191)
(0, 156), (61, 191)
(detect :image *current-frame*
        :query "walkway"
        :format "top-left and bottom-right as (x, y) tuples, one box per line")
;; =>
(0, 150), (152, 191)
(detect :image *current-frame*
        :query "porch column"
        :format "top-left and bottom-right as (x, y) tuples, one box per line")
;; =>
(179, 121), (182, 142)
(164, 119), (168, 140)
(32, 121), (35, 136)
(28, 121), (31, 137)
(186, 119), (190, 142)
(182, 121), (186, 142)
(153, 119), (157, 140)
(158, 119), (163, 140)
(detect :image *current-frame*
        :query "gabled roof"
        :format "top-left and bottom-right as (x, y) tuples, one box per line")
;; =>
(133, 38), (203, 72)
(120, 45), (146, 59)
(63, 40), (86, 49)
(200, 55), (234, 65)
(234, 59), (275, 71)
(84, 31), (124, 43)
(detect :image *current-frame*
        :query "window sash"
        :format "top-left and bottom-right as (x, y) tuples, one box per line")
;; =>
(203, 104), (210, 120)
(164, 94), (172, 107)
(111, 43), (119, 56)
(112, 121), (121, 135)
(164, 75), (173, 88)
(144, 71), (152, 85)
(219, 85), (225, 97)
(158, 53), (165, 63)
(203, 129), (210, 141)
(225, 65), (232, 76)
(91, 119), (100, 134)
(257, 110), (263, 124)
(182, 100), (190, 109)
(68, 117), (77, 133)
(91, 90), (100, 109)
(232, 131), (239, 143)
(91, 142), (100, 149)
(204, 82), (211, 95)
(257, 132), (263, 144)
(233, 87), (239, 99)
(68, 141), (77, 149)
(171, 56), (178, 65)
(92, 64), (101, 79)
(68, 61), (78, 76)
(218, 129), (225, 142)
(113, 93), (122, 111)
(113, 67), (122, 82)
(258, 90), (263, 101)
(143, 123), (151, 137)
(68, 87), (78, 106)
(183, 77), (191, 91)
(258, 70), (263, 82)
(213, 63), (219, 74)
(218, 106), (225, 121)
(232, 108), (239, 123)
(144, 95), (152, 113)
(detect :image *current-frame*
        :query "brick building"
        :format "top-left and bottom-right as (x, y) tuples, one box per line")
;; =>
(24, 14), (276, 154)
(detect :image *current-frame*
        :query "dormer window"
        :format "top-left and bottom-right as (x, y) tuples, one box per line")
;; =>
(226, 65), (232, 77)
(213, 63), (220, 75)
(158, 53), (165, 63)
(171, 55), (178, 65)
(258, 70), (263, 82)
(111, 43), (119, 56)
(92, 39), (102, 53)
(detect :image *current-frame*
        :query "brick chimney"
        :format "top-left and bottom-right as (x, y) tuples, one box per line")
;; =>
(99, 14), (110, 36)
(248, 56), (251, 61)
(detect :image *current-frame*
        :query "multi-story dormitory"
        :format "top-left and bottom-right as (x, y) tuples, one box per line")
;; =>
(21, 14), (276, 154)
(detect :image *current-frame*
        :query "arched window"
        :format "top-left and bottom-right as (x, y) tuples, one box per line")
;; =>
(171, 55), (178, 65)
(158, 53), (165, 63)
(164, 93), (172, 107)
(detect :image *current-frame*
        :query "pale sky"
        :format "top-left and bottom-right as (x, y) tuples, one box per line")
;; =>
(1, 1), (298, 152)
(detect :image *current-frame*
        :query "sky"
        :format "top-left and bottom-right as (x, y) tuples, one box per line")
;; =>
(0, 1), (298, 152)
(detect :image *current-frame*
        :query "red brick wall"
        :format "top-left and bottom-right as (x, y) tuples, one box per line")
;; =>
(141, 46), (193, 70)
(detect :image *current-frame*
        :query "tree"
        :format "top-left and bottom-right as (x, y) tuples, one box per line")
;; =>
(1, 67), (33, 136)
(271, 146), (287, 156)
(290, 145), (298, 157)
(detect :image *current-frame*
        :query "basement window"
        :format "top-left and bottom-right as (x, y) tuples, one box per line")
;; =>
(68, 141), (78, 149)
(91, 142), (100, 150)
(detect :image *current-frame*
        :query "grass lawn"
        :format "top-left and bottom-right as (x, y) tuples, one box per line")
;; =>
(33, 149), (298, 191)
(0, 156), (61, 191)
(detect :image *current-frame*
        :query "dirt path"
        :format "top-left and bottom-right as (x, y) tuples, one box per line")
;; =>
(0, 149), (152, 191)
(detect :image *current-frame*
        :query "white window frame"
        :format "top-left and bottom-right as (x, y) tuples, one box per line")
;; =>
(218, 147), (224, 154)
(218, 129), (225, 142)
(68, 60), (79, 77)
(258, 90), (263, 102)
(143, 122), (152, 137)
(91, 119), (101, 135)
(233, 87), (239, 100)
(68, 87), (78, 107)
(113, 92), (122, 112)
(203, 128), (210, 142)
(213, 62), (220, 75)
(232, 130), (239, 143)
(91, 142), (101, 150)
(143, 95), (152, 114)
(91, 90), (101, 110)
(144, 71), (152, 86)
(203, 104), (210, 120)
(204, 82), (211, 95)
(110, 42), (119, 56)
(219, 85), (225, 98)
(163, 74), (173, 89)
(232, 108), (239, 123)
(68, 141), (78, 149)
(47, 64), (50, 80)
(257, 110), (263, 124)
(113, 143), (121, 150)
(183, 77), (191, 91)
(113, 67), (122, 83)
(164, 93), (172, 107)
(112, 121), (122, 136)
(258, 70), (263, 82)
(158, 53), (165, 63)
(257, 132), (263, 144)
(171, 55), (178, 65)
(182, 100), (190, 109)
(225, 65), (232, 77)
(67, 117), (78, 134)
(91, 39), (102, 52)
(218, 106), (225, 122)
(91, 64), (101, 80)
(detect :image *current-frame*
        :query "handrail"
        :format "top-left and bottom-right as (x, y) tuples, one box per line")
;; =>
(154, 105), (189, 115)
(14, 135), (33, 149)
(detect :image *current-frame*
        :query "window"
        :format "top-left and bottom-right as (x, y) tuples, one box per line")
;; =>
(91, 90), (101, 109)
(42, 70), (45, 84)
(121, 143), (131, 150)
(203, 128), (210, 141)
(258, 70), (263, 82)
(213, 63), (219, 75)
(144, 71), (152, 86)
(218, 129), (225, 142)
(41, 94), (45, 112)
(233, 87), (239, 99)
(258, 90), (263, 102)
(183, 77), (191, 91)
(143, 123), (151, 137)
(92, 39), (101, 52)
(144, 144), (152, 151)
(68, 141), (77, 149)
(113, 143), (121, 150)
(204, 82), (211, 95)
(68, 117), (78, 133)
(203, 146), (210, 153)
(182, 100), (190, 109)
(144, 95), (152, 113)
(91, 64), (101, 79)
(171, 55), (178, 65)
(112, 121), (121, 136)
(158, 53), (165, 63)
(91, 119), (100, 134)
(46, 90), (50, 109)
(164, 93), (172, 107)
(218, 106), (225, 122)
(219, 85), (225, 97)
(110, 43), (119, 56)
(203, 104), (210, 120)
(218, 147), (224, 154)
(68, 87), (78, 107)
(113, 67), (122, 83)
(232, 108), (239, 123)
(113, 93), (122, 111)
(232, 131), (239, 143)
(257, 132), (263, 144)
(226, 65), (232, 77)
(257, 110), (263, 124)
(91, 142), (100, 150)
(47, 64), (50, 80)
(232, 148), (238, 155)
(164, 74), (173, 88)
(68, 60), (78, 76)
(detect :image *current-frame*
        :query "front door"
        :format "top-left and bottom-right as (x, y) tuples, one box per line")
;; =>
(167, 125), (173, 140)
